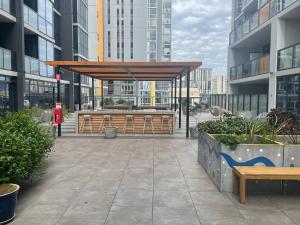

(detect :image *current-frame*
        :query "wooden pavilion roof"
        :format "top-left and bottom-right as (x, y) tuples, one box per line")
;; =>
(45, 61), (202, 81)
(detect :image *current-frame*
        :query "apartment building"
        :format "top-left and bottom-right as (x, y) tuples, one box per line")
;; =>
(212, 75), (227, 94)
(0, 0), (92, 114)
(228, 0), (300, 115)
(102, 0), (172, 106)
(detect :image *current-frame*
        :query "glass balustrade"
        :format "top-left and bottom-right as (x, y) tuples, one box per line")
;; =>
(0, 47), (12, 71)
(24, 4), (38, 29)
(25, 55), (39, 75)
(231, 0), (298, 45)
(230, 54), (270, 80)
(278, 43), (300, 71)
(0, 0), (11, 13)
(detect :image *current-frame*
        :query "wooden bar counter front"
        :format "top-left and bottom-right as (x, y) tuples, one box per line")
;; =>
(76, 111), (175, 135)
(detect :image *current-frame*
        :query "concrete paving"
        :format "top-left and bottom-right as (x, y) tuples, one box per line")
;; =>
(12, 137), (300, 225)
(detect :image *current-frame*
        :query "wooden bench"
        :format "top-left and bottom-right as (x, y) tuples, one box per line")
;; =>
(232, 166), (300, 204)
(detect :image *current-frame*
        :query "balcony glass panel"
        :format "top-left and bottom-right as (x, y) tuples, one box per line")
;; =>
(259, 0), (269, 7)
(278, 47), (293, 70)
(250, 58), (259, 76)
(250, 12), (258, 30)
(283, 0), (296, 8)
(3, 49), (11, 70)
(25, 56), (39, 75)
(238, 95), (244, 111)
(1, 0), (10, 13)
(259, 3), (270, 25)
(236, 26), (242, 41)
(293, 44), (300, 68)
(236, 65), (243, 79)
(259, 94), (268, 114)
(244, 95), (251, 111)
(0, 47), (12, 71)
(251, 94), (258, 114)
(0, 48), (3, 69)
(242, 19), (250, 35)
(24, 5), (38, 29)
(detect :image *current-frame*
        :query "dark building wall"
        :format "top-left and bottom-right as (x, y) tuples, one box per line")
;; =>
(59, 1), (75, 112)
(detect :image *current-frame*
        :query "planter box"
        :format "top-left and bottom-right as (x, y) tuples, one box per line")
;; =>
(198, 132), (284, 192)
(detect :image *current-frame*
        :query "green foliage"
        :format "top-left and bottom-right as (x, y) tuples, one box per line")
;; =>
(214, 135), (240, 150)
(62, 105), (70, 118)
(0, 111), (53, 184)
(104, 97), (114, 106)
(24, 106), (44, 118)
(197, 117), (248, 135)
(116, 99), (127, 105)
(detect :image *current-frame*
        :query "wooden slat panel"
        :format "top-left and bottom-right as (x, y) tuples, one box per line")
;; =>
(78, 114), (174, 134)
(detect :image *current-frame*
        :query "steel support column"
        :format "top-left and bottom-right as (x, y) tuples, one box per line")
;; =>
(78, 74), (82, 111)
(101, 80), (104, 108)
(186, 68), (191, 138)
(179, 75), (182, 129)
(171, 80), (174, 110)
(175, 77), (177, 111)
(56, 66), (61, 137)
(92, 78), (95, 110)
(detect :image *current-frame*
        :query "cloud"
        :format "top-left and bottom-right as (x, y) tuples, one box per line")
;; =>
(172, 0), (231, 75)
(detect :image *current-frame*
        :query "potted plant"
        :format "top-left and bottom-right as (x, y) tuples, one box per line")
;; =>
(0, 112), (53, 223)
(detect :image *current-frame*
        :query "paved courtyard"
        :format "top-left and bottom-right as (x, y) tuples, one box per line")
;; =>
(12, 137), (300, 225)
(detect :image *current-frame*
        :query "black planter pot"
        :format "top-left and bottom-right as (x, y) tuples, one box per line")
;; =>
(0, 184), (19, 224)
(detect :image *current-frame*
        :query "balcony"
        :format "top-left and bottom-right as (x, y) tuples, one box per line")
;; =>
(23, 4), (38, 29)
(230, 54), (270, 80)
(0, 47), (14, 71)
(278, 43), (300, 71)
(230, 0), (298, 45)
(25, 55), (54, 78)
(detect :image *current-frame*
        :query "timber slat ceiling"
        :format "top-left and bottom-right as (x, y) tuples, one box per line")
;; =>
(45, 61), (202, 81)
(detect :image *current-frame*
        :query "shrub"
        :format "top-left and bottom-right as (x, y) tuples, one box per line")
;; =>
(104, 98), (114, 106)
(0, 111), (53, 183)
(197, 117), (248, 135)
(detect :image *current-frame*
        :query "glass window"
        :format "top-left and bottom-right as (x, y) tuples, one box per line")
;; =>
(46, 0), (53, 23)
(39, 38), (47, 61)
(39, 17), (47, 34)
(278, 47), (293, 70)
(294, 45), (300, 68)
(259, 3), (270, 25)
(38, 0), (46, 18)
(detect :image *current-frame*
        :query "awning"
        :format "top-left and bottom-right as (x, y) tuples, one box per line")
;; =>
(45, 61), (202, 81)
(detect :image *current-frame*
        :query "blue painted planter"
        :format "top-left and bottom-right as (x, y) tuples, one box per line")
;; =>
(0, 184), (19, 224)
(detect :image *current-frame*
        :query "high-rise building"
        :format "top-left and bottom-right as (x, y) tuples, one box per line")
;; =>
(102, 0), (172, 106)
(0, 1), (92, 115)
(228, 0), (300, 115)
(212, 75), (227, 94)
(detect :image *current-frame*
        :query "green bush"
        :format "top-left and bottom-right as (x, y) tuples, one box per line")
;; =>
(197, 117), (249, 135)
(0, 111), (53, 183)
(104, 98), (114, 106)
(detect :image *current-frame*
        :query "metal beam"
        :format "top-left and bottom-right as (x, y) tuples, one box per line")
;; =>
(186, 68), (191, 138)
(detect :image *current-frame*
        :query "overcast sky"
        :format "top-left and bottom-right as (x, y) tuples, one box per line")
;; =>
(172, 0), (231, 75)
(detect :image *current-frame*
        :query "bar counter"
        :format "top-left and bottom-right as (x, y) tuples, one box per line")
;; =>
(76, 110), (175, 134)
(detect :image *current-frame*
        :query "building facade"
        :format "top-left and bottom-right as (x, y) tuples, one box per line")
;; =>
(0, 0), (93, 115)
(102, 0), (172, 106)
(212, 75), (227, 94)
(228, 0), (300, 115)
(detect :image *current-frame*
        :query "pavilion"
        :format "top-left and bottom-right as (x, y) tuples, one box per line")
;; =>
(46, 61), (202, 138)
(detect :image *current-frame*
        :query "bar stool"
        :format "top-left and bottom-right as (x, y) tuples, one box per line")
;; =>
(99, 115), (112, 133)
(123, 115), (134, 134)
(161, 115), (172, 134)
(79, 115), (93, 133)
(143, 115), (154, 135)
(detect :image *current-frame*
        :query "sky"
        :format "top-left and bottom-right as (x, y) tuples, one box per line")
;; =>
(172, 0), (231, 75)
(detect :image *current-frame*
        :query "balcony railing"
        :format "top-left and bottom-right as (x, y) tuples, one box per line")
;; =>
(0, 0), (12, 14)
(23, 4), (38, 29)
(25, 55), (39, 75)
(278, 43), (300, 71)
(230, 54), (270, 80)
(230, 0), (298, 45)
(0, 47), (14, 71)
